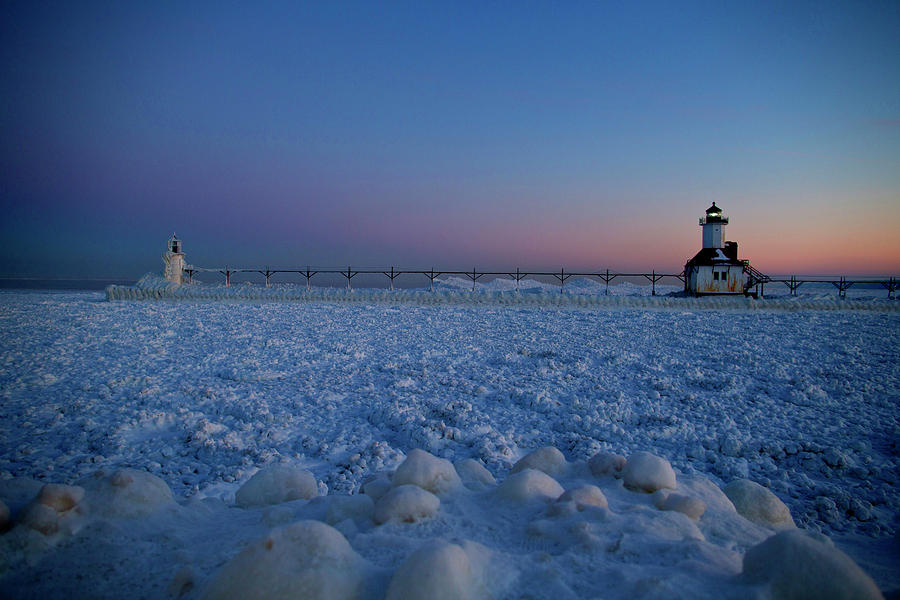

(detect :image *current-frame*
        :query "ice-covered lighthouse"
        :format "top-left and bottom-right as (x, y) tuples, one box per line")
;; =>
(163, 234), (186, 284)
(684, 203), (755, 295)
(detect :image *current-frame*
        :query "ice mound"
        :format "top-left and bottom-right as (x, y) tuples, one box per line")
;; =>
(78, 469), (175, 518)
(496, 468), (564, 503)
(653, 490), (706, 521)
(37, 484), (85, 513)
(374, 484), (440, 524)
(510, 446), (568, 478)
(235, 465), (318, 508)
(724, 479), (795, 529)
(454, 458), (496, 489)
(15, 483), (88, 538)
(386, 540), (477, 600)
(200, 520), (364, 600)
(622, 451), (677, 492)
(557, 484), (608, 510)
(392, 449), (461, 495)
(588, 451), (626, 477)
(741, 529), (883, 600)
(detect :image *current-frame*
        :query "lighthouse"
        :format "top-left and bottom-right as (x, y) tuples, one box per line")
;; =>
(163, 234), (186, 284)
(701, 202), (726, 248)
(684, 204), (754, 295)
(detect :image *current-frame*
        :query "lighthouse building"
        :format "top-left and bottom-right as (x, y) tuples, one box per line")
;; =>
(684, 204), (751, 295)
(163, 234), (186, 284)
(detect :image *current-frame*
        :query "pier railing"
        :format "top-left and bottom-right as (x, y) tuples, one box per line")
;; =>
(179, 266), (898, 298)
(183, 266), (684, 295)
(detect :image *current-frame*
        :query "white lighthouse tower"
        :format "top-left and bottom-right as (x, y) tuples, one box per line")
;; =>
(701, 202), (727, 248)
(163, 234), (186, 284)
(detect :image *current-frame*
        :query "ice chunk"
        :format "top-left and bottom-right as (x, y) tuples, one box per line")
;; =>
(386, 541), (475, 600)
(557, 485), (608, 510)
(374, 485), (440, 524)
(653, 490), (706, 521)
(235, 465), (318, 508)
(741, 529), (882, 600)
(496, 469), (564, 503)
(392, 449), (461, 495)
(588, 452), (626, 477)
(37, 484), (85, 513)
(21, 503), (59, 536)
(200, 520), (363, 600)
(510, 447), (567, 478)
(454, 459), (496, 489)
(622, 451), (677, 492)
(78, 469), (175, 518)
(724, 479), (795, 529)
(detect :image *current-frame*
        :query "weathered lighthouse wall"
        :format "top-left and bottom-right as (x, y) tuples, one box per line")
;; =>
(687, 265), (747, 294)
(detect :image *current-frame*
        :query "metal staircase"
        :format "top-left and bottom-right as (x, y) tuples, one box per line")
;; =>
(741, 261), (770, 296)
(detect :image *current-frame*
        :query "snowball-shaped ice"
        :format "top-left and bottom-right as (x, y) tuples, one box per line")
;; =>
(742, 529), (882, 600)
(454, 459), (496, 489)
(235, 465), (318, 508)
(38, 484), (85, 513)
(386, 541), (475, 600)
(510, 447), (567, 478)
(325, 494), (375, 525)
(622, 451), (677, 492)
(78, 469), (175, 518)
(588, 452), (626, 477)
(361, 473), (392, 501)
(392, 449), (461, 495)
(557, 485), (608, 510)
(496, 469), (565, 503)
(200, 520), (363, 600)
(21, 502), (59, 535)
(724, 480), (795, 529)
(653, 490), (706, 521)
(374, 485), (440, 524)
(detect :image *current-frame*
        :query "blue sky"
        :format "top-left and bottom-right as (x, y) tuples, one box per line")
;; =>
(2, 1), (898, 278)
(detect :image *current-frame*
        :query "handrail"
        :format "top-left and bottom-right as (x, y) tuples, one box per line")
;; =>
(177, 264), (897, 298)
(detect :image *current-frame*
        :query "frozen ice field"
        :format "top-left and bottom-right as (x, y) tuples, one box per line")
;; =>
(0, 285), (898, 598)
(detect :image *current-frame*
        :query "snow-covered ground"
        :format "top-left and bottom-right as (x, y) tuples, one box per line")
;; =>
(1, 287), (898, 598)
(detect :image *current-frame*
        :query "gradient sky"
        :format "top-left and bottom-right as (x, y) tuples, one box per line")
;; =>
(1, 1), (898, 278)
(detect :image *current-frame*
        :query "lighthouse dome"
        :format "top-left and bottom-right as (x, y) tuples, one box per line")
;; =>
(702, 203), (727, 224)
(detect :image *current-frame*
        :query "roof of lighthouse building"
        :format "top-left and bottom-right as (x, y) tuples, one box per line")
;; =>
(705, 202), (721, 215)
(685, 242), (743, 268)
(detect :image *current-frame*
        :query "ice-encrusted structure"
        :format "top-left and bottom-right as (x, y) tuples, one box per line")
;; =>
(106, 275), (899, 311)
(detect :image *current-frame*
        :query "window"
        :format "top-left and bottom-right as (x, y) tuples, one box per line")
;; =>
(713, 272), (719, 281)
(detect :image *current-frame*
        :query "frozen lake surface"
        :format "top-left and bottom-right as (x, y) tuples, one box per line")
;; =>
(0, 288), (897, 598)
